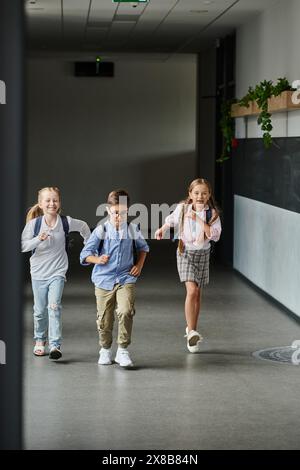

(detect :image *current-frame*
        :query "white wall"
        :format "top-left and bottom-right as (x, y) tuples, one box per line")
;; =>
(234, 196), (300, 317)
(236, 0), (300, 98)
(234, 0), (300, 317)
(26, 56), (197, 227)
(235, 0), (300, 139)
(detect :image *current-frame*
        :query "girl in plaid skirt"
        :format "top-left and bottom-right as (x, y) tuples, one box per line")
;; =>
(155, 178), (221, 353)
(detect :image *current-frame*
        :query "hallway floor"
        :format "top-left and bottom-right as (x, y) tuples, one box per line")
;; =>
(23, 241), (300, 450)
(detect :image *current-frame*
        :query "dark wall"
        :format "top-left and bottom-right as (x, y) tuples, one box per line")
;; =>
(215, 34), (236, 267)
(233, 137), (300, 214)
(197, 50), (217, 186)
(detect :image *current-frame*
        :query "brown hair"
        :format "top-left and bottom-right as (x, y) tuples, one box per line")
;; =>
(178, 178), (220, 254)
(26, 187), (61, 223)
(107, 189), (130, 207)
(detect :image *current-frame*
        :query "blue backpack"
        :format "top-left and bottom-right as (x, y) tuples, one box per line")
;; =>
(32, 215), (70, 254)
(205, 208), (216, 252)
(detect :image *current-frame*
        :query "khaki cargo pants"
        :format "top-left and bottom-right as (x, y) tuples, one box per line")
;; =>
(95, 283), (136, 349)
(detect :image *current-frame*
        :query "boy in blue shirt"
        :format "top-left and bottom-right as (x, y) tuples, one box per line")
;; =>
(80, 189), (149, 367)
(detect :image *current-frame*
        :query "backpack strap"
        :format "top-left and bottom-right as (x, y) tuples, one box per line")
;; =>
(61, 215), (70, 252)
(33, 216), (43, 237)
(97, 224), (106, 255)
(206, 207), (212, 224)
(205, 207), (216, 253)
(127, 222), (138, 265)
(32, 216), (43, 255)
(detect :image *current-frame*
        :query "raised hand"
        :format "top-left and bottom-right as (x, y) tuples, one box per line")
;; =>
(38, 232), (50, 241)
(155, 227), (163, 240)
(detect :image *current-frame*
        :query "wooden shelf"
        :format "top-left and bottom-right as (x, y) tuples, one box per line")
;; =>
(231, 102), (252, 117)
(231, 90), (300, 117)
(268, 90), (300, 113)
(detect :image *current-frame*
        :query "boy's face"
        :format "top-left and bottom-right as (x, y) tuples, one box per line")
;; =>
(107, 204), (128, 228)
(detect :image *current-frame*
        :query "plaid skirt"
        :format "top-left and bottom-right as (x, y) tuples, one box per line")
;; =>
(176, 247), (210, 287)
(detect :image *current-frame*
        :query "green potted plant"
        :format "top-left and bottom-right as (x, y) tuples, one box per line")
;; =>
(219, 77), (293, 162)
(239, 78), (292, 148)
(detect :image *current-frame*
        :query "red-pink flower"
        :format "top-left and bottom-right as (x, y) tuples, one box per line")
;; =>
(231, 138), (238, 149)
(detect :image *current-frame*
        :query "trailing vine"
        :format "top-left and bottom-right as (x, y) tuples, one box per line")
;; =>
(253, 80), (273, 148)
(218, 77), (292, 162)
(217, 99), (236, 163)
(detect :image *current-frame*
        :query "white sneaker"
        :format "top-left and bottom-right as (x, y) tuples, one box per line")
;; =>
(98, 347), (113, 365)
(185, 327), (203, 353)
(115, 347), (133, 367)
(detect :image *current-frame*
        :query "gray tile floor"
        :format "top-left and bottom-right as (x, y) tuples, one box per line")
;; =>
(23, 241), (300, 450)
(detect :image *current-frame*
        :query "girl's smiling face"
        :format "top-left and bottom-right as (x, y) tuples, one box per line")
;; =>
(39, 190), (60, 216)
(189, 184), (210, 210)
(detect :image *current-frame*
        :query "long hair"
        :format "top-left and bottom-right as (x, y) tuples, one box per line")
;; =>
(26, 187), (61, 223)
(178, 178), (220, 254)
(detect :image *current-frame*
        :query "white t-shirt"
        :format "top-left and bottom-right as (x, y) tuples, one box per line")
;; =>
(21, 215), (91, 280)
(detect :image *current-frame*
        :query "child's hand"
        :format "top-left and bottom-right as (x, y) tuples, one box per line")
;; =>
(130, 265), (142, 277)
(39, 232), (50, 241)
(97, 255), (110, 265)
(155, 228), (163, 240)
(195, 203), (205, 212)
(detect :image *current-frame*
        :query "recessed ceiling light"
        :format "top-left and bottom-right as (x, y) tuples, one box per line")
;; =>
(189, 10), (209, 14)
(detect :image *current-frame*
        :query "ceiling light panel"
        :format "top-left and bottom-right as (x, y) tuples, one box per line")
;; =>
(63, 0), (90, 39)
(116, 2), (147, 14)
(165, 0), (234, 23)
(131, 0), (181, 35)
(88, 0), (116, 24)
(25, 0), (61, 15)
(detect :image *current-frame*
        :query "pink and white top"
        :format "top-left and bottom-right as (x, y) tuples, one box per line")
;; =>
(165, 203), (221, 250)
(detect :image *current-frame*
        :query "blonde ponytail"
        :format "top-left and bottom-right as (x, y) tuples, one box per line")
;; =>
(26, 203), (43, 223)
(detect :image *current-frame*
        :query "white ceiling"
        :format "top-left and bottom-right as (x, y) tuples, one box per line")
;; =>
(26, 0), (280, 58)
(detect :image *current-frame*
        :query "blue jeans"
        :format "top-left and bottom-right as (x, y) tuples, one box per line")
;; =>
(31, 276), (65, 349)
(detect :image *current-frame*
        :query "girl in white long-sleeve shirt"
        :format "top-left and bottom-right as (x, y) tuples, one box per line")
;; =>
(155, 178), (221, 353)
(22, 186), (91, 360)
